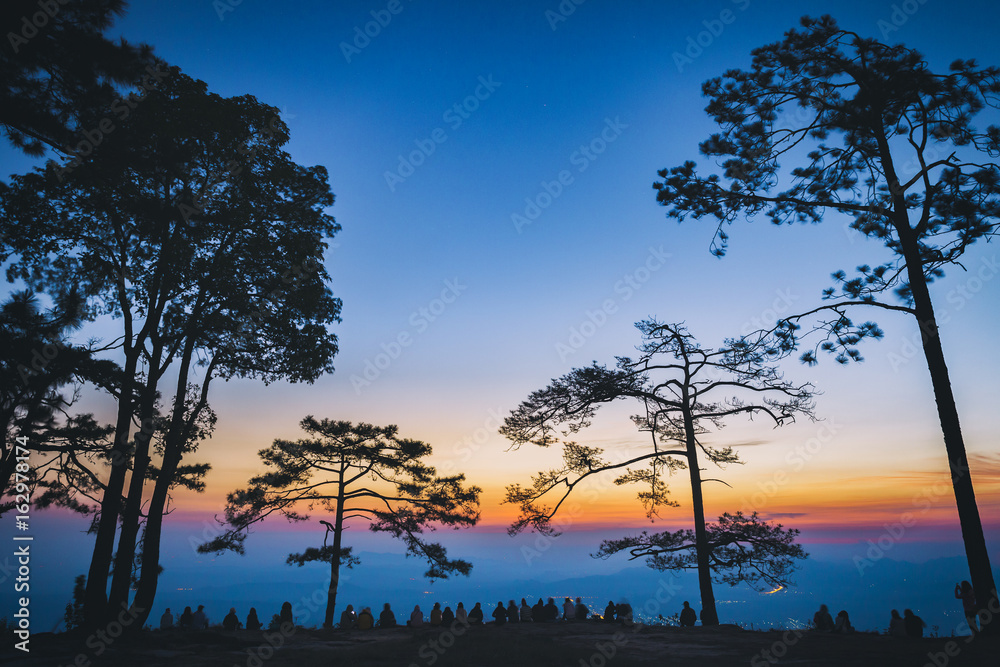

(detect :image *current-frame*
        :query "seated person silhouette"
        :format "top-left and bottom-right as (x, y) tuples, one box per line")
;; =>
(520, 598), (533, 622)
(679, 601), (697, 627)
(903, 609), (926, 638)
(544, 598), (559, 622)
(833, 610), (853, 633)
(532, 597), (545, 621)
(812, 604), (834, 632)
(379, 603), (396, 628)
(339, 604), (356, 630)
(492, 601), (507, 625)
(223, 607), (240, 631)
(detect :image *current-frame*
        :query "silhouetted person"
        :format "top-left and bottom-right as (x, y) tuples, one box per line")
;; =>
(493, 601), (507, 625)
(888, 609), (905, 637)
(430, 602), (443, 626)
(507, 600), (519, 624)
(280, 601), (294, 629)
(617, 602), (634, 627)
(179, 606), (193, 630)
(223, 607), (240, 631)
(680, 601), (697, 627)
(603, 601), (617, 623)
(468, 602), (484, 625)
(563, 597), (575, 620)
(442, 606), (455, 625)
(520, 598), (533, 622)
(379, 603), (396, 628)
(575, 597), (588, 620)
(160, 608), (173, 630)
(955, 580), (978, 632)
(532, 597), (545, 621)
(813, 604), (834, 632)
(246, 607), (262, 631)
(408, 605), (423, 628)
(456, 602), (468, 625)
(358, 607), (374, 630)
(834, 610), (853, 633)
(544, 597), (559, 622)
(192, 604), (208, 630)
(340, 604), (356, 630)
(904, 609), (926, 638)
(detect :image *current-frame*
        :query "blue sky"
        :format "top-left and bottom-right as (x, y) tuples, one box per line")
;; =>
(2, 0), (1000, 634)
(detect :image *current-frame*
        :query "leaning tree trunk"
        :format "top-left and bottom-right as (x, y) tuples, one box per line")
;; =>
(84, 346), (141, 627)
(324, 469), (347, 628)
(108, 342), (163, 614)
(683, 404), (719, 626)
(897, 219), (998, 634)
(129, 344), (214, 630)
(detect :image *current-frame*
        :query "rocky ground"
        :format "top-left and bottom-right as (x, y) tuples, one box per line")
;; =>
(3, 621), (996, 666)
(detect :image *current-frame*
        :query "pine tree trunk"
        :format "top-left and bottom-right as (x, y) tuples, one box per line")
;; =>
(128, 440), (180, 630)
(84, 349), (140, 627)
(324, 472), (347, 628)
(107, 347), (162, 614)
(897, 221), (998, 634)
(325, 531), (343, 629)
(129, 345), (213, 632)
(684, 404), (718, 626)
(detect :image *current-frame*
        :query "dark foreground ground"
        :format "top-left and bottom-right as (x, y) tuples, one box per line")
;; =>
(3, 621), (996, 667)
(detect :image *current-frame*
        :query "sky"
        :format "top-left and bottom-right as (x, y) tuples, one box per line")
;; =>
(2, 0), (1000, 634)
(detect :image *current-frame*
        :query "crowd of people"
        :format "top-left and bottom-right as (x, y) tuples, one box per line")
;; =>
(812, 604), (928, 637)
(153, 596), (649, 632)
(348, 597), (633, 629)
(158, 601), (287, 632)
(157, 581), (976, 636)
(809, 581), (981, 638)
